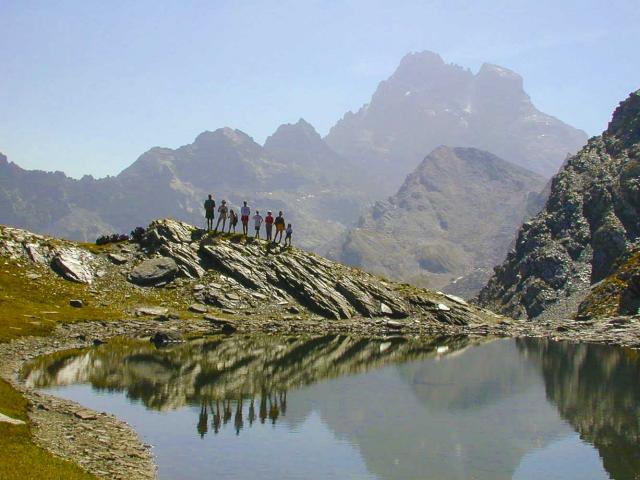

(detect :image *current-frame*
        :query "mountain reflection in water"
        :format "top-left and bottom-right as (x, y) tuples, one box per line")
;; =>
(23, 335), (640, 480)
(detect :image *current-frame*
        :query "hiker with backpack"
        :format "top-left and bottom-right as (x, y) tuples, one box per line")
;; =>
(253, 210), (264, 239)
(240, 201), (251, 236)
(215, 200), (228, 232)
(284, 224), (293, 247)
(204, 194), (215, 231)
(265, 211), (274, 242)
(274, 211), (285, 243)
(228, 209), (238, 233)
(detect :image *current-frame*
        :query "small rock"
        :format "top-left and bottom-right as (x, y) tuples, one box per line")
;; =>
(188, 304), (208, 314)
(288, 306), (301, 314)
(385, 320), (403, 329)
(93, 339), (105, 346)
(26, 273), (42, 280)
(69, 299), (83, 308)
(150, 331), (182, 345)
(203, 315), (237, 332)
(444, 294), (468, 306)
(74, 409), (98, 420)
(193, 284), (206, 292)
(437, 303), (451, 311)
(252, 292), (267, 300)
(135, 306), (169, 317)
(108, 253), (129, 265)
(380, 303), (393, 315)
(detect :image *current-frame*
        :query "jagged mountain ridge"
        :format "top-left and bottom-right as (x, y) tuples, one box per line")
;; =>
(477, 90), (640, 320)
(325, 50), (587, 190)
(334, 146), (547, 296)
(0, 122), (369, 254)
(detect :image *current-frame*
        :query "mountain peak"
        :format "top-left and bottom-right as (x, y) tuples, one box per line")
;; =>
(194, 128), (255, 148)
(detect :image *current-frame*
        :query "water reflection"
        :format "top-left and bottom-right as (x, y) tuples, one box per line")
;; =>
(23, 335), (640, 480)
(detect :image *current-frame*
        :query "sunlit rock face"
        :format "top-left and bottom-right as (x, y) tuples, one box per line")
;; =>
(326, 50), (587, 191)
(478, 90), (640, 319)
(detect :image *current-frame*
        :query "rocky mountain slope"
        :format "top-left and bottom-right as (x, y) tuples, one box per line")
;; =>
(478, 90), (640, 320)
(335, 146), (547, 296)
(0, 218), (497, 332)
(325, 50), (587, 190)
(0, 123), (369, 254)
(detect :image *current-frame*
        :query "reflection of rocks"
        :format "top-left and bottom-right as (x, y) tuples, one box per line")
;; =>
(518, 338), (640, 480)
(24, 335), (473, 412)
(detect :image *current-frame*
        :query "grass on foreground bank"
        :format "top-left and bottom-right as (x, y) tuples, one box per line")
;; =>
(0, 378), (97, 480)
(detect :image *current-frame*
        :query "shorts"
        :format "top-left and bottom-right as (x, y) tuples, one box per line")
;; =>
(276, 224), (285, 232)
(241, 215), (249, 224)
(206, 211), (214, 219)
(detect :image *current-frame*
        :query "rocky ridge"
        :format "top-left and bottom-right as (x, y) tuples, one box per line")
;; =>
(478, 90), (640, 320)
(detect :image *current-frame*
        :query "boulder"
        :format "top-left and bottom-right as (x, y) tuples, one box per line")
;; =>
(129, 257), (179, 286)
(51, 249), (94, 284)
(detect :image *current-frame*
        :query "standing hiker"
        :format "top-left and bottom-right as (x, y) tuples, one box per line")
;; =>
(204, 194), (215, 231)
(274, 211), (285, 243)
(228, 209), (238, 233)
(284, 223), (293, 247)
(253, 210), (263, 239)
(240, 201), (251, 236)
(265, 211), (274, 242)
(215, 200), (228, 232)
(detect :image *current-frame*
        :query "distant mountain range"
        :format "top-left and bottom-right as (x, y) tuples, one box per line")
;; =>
(326, 51), (587, 191)
(0, 50), (588, 291)
(333, 146), (547, 295)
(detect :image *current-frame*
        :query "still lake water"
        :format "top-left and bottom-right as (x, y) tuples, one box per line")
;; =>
(23, 335), (640, 480)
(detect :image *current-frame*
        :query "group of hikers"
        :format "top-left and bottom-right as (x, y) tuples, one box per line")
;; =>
(204, 195), (293, 246)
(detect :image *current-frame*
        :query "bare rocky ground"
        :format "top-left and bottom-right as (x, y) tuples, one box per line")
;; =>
(2, 218), (640, 479)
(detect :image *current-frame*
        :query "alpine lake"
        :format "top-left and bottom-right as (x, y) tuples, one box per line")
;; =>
(22, 334), (640, 480)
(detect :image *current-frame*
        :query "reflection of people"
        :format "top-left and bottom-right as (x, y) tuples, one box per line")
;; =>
(269, 393), (280, 424)
(234, 398), (244, 435)
(212, 399), (221, 434)
(259, 392), (268, 424)
(279, 391), (287, 416)
(223, 399), (232, 424)
(248, 398), (256, 426)
(197, 400), (209, 438)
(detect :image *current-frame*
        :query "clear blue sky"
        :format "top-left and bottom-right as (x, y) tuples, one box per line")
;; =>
(1, 0), (638, 178)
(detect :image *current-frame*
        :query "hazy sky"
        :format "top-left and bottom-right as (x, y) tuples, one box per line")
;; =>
(1, 0), (638, 178)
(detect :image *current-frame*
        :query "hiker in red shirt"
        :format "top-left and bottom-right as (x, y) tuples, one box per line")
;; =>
(265, 211), (274, 242)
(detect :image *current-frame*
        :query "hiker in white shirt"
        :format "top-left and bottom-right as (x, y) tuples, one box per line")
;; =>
(240, 201), (251, 236)
(253, 211), (264, 239)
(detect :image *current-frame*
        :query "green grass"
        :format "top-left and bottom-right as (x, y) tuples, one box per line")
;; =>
(0, 379), (97, 479)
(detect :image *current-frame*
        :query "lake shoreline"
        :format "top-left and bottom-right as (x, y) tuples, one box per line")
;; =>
(2, 314), (640, 479)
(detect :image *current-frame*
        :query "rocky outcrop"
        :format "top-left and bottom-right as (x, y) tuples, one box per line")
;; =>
(137, 219), (485, 324)
(335, 146), (546, 296)
(478, 90), (640, 320)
